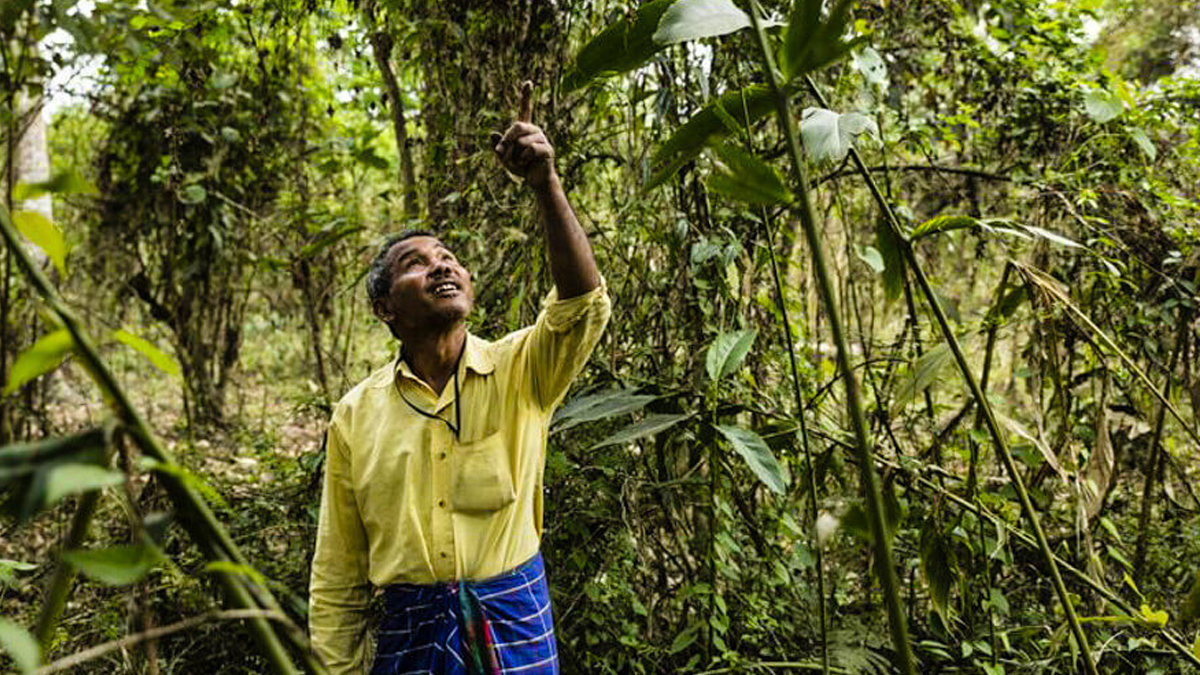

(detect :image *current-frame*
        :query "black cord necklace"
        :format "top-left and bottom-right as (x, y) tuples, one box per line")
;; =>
(395, 337), (465, 441)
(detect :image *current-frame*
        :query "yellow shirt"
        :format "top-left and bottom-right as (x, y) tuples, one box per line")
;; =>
(308, 282), (610, 674)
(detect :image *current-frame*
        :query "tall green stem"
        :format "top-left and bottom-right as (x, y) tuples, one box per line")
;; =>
(800, 76), (1099, 675)
(0, 206), (322, 675)
(746, 6), (917, 673)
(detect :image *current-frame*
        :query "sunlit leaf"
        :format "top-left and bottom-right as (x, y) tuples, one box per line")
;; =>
(43, 463), (124, 508)
(590, 413), (691, 449)
(852, 47), (888, 88)
(714, 424), (788, 494)
(653, 0), (749, 46)
(1023, 225), (1082, 248)
(13, 210), (66, 275)
(1083, 89), (1124, 124)
(1138, 603), (1168, 628)
(856, 245), (884, 273)
(799, 108), (877, 163)
(705, 328), (757, 381)
(909, 215), (981, 240)
(64, 543), (163, 586)
(0, 618), (39, 673)
(13, 169), (97, 202)
(1129, 128), (1157, 161)
(4, 329), (74, 396)
(707, 144), (792, 205)
(562, 0), (676, 92)
(113, 329), (181, 378)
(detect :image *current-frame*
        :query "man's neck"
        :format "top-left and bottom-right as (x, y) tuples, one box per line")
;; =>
(400, 324), (466, 396)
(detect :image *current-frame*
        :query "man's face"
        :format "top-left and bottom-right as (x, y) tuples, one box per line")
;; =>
(373, 236), (474, 337)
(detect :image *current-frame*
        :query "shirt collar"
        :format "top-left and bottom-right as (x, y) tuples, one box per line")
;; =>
(392, 332), (495, 384)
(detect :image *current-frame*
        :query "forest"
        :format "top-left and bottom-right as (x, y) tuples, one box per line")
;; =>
(1, 0), (1199, 673)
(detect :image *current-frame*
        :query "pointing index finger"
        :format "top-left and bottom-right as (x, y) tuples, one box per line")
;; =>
(517, 80), (534, 123)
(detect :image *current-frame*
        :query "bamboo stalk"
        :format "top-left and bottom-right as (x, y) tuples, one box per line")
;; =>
(746, 7), (917, 674)
(801, 76), (1100, 675)
(0, 205), (321, 675)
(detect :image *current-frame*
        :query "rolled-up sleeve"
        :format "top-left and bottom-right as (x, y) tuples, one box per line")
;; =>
(521, 279), (612, 411)
(308, 420), (372, 674)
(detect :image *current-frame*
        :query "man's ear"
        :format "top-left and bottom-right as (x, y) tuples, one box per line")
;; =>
(372, 298), (392, 323)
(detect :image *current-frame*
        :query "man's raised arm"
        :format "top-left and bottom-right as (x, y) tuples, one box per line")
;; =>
(491, 81), (600, 299)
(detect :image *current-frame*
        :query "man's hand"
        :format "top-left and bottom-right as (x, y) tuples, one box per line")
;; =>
(491, 81), (557, 192)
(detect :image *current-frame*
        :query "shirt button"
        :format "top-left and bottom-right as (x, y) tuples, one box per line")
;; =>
(440, 552), (448, 558)
(438, 499), (445, 508)
(439, 452), (446, 460)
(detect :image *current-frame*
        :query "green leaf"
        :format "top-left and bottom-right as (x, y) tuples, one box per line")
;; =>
(13, 210), (66, 275)
(875, 218), (906, 302)
(180, 184), (207, 204)
(1181, 569), (1200, 622)
(647, 85), (775, 190)
(0, 618), (39, 673)
(64, 543), (163, 586)
(800, 108), (878, 163)
(5, 329), (74, 396)
(781, 0), (863, 78)
(893, 342), (953, 412)
(1083, 89), (1124, 124)
(1138, 603), (1168, 628)
(652, 0), (749, 46)
(1023, 225), (1082, 248)
(707, 144), (792, 205)
(705, 328), (757, 381)
(909, 214), (981, 240)
(561, 0), (676, 92)
(113, 329), (181, 378)
(591, 413), (691, 449)
(204, 560), (268, 587)
(211, 72), (238, 89)
(856, 245), (884, 273)
(0, 559), (37, 589)
(920, 524), (958, 622)
(220, 126), (242, 143)
(1129, 128), (1157, 161)
(714, 424), (788, 494)
(553, 389), (658, 432)
(43, 463), (124, 508)
(13, 169), (97, 202)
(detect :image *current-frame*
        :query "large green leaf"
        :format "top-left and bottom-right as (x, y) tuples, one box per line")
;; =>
(0, 559), (37, 589)
(43, 463), (124, 508)
(707, 144), (793, 205)
(652, 0), (749, 46)
(714, 424), (788, 494)
(13, 168), (97, 202)
(0, 618), (39, 674)
(553, 389), (658, 432)
(852, 47), (888, 88)
(561, 0), (676, 92)
(909, 215), (981, 240)
(13, 210), (66, 275)
(113, 329), (181, 378)
(647, 85), (775, 190)
(893, 342), (953, 412)
(875, 218), (906, 302)
(920, 524), (958, 622)
(64, 543), (163, 586)
(800, 107), (878, 163)
(4, 329), (74, 396)
(590, 413), (691, 449)
(781, 0), (863, 78)
(1083, 89), (1124, 124)
(705, 328), (757, 381)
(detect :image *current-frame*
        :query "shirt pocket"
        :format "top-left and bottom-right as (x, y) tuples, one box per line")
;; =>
(449, 431), (515, 514)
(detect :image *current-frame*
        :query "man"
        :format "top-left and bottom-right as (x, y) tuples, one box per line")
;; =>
(308, 83), (609, 675)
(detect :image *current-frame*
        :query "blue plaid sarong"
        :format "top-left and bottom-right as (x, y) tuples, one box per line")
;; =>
(370, 553), (559, 675)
